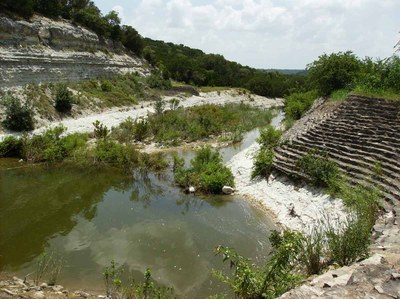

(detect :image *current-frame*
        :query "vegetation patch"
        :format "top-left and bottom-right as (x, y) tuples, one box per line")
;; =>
(112, 103), (275, 147)
(0, 124), (168, 172)
(2, 96), (34, 132)
(252, 126), (282, 179)
(173, 146), (234, 194)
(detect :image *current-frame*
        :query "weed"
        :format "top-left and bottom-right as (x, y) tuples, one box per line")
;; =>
(33, 251), (64, 286)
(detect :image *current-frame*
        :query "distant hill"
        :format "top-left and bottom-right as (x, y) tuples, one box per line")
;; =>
(260, 69), (308, 76)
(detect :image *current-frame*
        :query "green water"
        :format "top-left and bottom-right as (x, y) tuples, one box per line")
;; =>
(0, 161), (275, 298)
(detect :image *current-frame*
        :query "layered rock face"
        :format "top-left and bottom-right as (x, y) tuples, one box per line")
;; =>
(273, 95), (400, 209)
(0, 15), (149, 88)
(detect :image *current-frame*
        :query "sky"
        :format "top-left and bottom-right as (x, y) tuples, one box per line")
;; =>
(94, 0), (400, 69)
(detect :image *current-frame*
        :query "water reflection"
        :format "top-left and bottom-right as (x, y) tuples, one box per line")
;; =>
(0, 116), (282, 297)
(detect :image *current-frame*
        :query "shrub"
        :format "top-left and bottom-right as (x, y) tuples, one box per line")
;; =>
(297, 151), (341, 188)
(100, 80), (113, 92)
(21, 126), (88, 163)
(325, 215), (372, 266)
(2, 96), (34, 131)
(173, 146), (234, 194)
(284, 90), (318, 121)
(0, 136), (23, 157)
(146, 73), (172, 90)
(251, 126), (282, 178)
(55, 85), (73, 113)
(257, 126), (282, 149)
(214, 230), (303, 299)
(93, 120), (110, 140)
(252, 148), (274, 178)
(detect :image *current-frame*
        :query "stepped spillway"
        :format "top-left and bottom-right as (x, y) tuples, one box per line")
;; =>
(273, 95), (400, 210)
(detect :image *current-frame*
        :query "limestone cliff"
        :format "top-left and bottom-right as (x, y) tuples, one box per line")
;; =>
(0, 14), (150, 88)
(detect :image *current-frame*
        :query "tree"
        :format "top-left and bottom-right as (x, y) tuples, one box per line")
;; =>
(105, 10), (122, 40)
(1, 0), (36, 18)
(307, 51), (362, 96)
(36, 0), (63, 18)
(2, 96), (34, 131)
(121, 26), (144, 56)
(55, 85), (73, 113)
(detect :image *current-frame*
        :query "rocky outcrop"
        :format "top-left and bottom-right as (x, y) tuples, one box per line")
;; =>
(0, 15), (150, 88)
(273, 95), (400, 210)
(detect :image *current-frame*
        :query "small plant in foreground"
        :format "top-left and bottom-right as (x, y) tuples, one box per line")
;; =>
(2, 96), (34, 131)
(214, 229), (303, 299)
(33, 251), (64, 286)
(103, 261), (175, 299)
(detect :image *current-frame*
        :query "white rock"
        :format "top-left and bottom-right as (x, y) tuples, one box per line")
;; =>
(222, 186), (235, 194)
(32, 291), (45, 299)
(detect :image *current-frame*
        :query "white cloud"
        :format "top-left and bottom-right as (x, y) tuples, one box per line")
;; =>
(100, 0), (400, 68)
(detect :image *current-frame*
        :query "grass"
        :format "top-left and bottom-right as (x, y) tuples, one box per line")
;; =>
(0, 125), (169, 172)
(112, 103), (275, 147)
(328, 86), (400, 102)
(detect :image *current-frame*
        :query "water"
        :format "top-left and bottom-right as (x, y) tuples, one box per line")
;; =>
(0, 113), (284, 298)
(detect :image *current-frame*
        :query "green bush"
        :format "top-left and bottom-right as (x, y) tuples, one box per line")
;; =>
(214, 230), (303, 299)
(21, 126), (88, 163)
(297, 151), (341, 188)
(0, 136), (23, 157)
(284, 90), (318, 121)
(2, 96), (34, 131)
(146, 73), (172, 90)
(252, 148), (275, 178)
(307, 51), (362, 96)
(93, 120), (110, 140)
(325, 215), (372, 266)
(257, 126), (282, 149)
(173, 146), (234, 194)
(100, 80), (113, 92)
(251, 126), (282, 178)
(55, 85), (73, 113)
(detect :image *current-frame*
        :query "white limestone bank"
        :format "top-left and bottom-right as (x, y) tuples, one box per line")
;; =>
(227, 142), (348, 233)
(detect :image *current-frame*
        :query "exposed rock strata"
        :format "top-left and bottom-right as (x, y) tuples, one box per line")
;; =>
(0, 15), (149, 88)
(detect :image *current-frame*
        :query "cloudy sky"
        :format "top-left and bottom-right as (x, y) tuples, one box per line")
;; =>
(94, 0), (400, 69)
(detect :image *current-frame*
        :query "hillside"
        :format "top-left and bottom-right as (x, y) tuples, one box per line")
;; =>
(0, 14), (150, 89)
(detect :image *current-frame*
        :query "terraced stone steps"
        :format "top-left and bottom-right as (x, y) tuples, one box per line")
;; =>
(273, 95), (400, 208)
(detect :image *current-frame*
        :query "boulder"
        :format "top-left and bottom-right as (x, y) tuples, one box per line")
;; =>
(222, 186), (235, 195)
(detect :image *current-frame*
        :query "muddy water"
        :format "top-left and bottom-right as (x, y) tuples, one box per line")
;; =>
(0, 113), (283, 298)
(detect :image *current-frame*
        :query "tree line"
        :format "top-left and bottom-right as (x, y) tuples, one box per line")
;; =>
(143, 38), (306, 97)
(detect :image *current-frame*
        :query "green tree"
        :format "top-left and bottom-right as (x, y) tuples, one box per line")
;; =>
(2, 96), (34, 131)
(55, 85), (73, 113)
(36, 0), (63, 18)
(307, 51), (362, 96)
(121, 26), (144, 56)
(1, 0), (36, 18)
